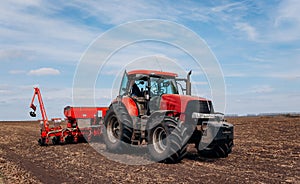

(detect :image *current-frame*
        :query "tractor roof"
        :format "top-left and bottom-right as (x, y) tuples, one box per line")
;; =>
(127, 70), (178, 77)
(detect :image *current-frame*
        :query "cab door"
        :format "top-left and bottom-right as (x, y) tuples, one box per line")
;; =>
(119, 71), (129, 96)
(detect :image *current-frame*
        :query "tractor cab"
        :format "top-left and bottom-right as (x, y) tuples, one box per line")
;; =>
(119, 70), (181, 116)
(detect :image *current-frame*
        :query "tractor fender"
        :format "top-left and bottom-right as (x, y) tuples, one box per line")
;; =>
(121, 97), (139, 117)
(109, 97), (139, 117)
(147, 110), (175, 130)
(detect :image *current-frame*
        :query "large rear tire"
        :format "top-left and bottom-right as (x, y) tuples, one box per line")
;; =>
(147, 116), (188, 163)
(103, 103), (133, 153)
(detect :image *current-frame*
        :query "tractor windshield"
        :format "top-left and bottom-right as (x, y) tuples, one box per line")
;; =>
(124, 72), (179, 98)
(150, 77), (178, 96)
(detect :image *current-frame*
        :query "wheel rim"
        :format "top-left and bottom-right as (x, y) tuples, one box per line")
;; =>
(152, 126), (167, 154)
(107, 116), (120, 143)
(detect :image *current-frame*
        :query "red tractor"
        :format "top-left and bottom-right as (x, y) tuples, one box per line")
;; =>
(103, 70), (233, 163)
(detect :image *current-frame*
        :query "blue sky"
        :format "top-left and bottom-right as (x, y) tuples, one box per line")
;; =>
(1, 0), (300, 120)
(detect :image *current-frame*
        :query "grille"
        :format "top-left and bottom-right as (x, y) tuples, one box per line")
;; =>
(186, 100), (214, 114)
(198, 100), (213, 113)
(185, 100), (214, 123)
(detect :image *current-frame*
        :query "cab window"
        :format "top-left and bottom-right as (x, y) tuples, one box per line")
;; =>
(150, 77), (178, 96)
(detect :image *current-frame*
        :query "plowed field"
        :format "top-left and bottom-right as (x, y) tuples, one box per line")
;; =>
(0, 116), (299, 183)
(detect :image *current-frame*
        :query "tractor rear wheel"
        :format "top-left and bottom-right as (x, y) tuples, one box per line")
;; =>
(147, 116), (187, 163)
(103, 103), (133, 153)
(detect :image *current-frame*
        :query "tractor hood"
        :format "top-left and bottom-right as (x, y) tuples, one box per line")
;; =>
(160, 94), (213, 114)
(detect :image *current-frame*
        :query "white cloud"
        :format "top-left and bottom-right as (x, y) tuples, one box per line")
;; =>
(0, 49), (34, 61)
(63, 1), (182, 25)
(234, 22), (258, 41)
(211, 2), (246, 13)
(275, 0), (300, 26)
(0, 89), (10, 94)
(0, 1), (100, 63)
(28, 67), (60, 76)
(1, 1), (299, 119)
(270, 0), (300, 42)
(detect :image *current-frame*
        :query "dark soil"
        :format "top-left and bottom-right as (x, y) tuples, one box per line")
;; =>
(0, 116), (299, 183)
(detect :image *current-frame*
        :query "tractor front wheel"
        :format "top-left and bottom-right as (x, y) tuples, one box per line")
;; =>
(147, 117), (187, 163)
(197, 139), (233, 158)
